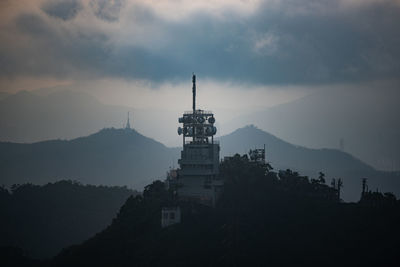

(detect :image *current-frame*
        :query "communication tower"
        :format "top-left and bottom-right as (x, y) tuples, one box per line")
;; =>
(172, 73), (223, 206)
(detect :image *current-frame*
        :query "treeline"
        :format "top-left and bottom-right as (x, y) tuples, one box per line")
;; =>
(221, 153), (398, 206)
(0, 180), (137, 259)
(50, 155), (400, 266)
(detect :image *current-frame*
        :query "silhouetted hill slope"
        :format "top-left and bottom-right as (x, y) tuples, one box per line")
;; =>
(52, 160), (400, 267)
(0, 181), (136, 259)
(219, 125), (400, 201)
(0, 128), (180, 189)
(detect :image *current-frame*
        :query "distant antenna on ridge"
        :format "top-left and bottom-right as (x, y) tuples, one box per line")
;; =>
(125, 111), (131, 130)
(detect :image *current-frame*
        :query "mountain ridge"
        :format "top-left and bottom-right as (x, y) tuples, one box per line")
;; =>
(1, 125), (398, 201)
(220, 125), (399, 201)
(0, 128), (180, 190)
(1, 88), (398, 172)
(221, 125), (373, 172)
(223, 85), (400, 171)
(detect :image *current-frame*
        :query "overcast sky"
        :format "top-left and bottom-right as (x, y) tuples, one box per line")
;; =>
(0, 0), (399, 123)
(1, 1), (399, 86)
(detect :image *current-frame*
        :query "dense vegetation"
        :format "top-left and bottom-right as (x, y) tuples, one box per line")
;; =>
(0, 180), (136, 259)
(221, 125), (400, 201)
(46, 155), (399, 266)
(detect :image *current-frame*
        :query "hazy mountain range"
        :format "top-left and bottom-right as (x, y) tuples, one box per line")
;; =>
(0, 128), (180, 190)
(0, 125), (399, 202)
(223, 84), (400, 171)
(0, 88), (398, 172)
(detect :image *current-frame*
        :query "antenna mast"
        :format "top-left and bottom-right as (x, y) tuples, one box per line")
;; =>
(125, 111), (131, 129)
(192, 73), (196, 114)
(192, 73), (196, 142)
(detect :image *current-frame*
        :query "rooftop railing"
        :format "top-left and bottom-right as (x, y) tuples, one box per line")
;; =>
(184, 110), (213, 115)
(184, 140), (219, 145)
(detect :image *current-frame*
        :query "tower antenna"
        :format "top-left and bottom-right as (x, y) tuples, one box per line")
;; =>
(192, 73), (196, 142)
(192, 73), (196, 114)
(125, 112), (131, 130)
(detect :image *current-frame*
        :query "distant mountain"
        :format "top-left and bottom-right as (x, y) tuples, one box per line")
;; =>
(0, 128), (180, 190)
(223, 85), (400, 171)
(1, 125), (398, 202)
(1, 87), (398, 172)
(0, 89), (181, 146)
(219, 125), (400, 202)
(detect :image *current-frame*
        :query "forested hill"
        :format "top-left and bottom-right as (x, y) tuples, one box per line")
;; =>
(50, 155), (400, 266)
(0, 180), (136, 259)
(219, 125), (400, 201)
(0, 128), (180, 189)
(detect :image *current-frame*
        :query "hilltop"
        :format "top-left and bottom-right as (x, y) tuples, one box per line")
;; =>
(0, 128), (180, 190)
(222, 84), (400, 171)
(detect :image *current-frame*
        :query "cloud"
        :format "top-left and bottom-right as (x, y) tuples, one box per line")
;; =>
(90, 0), (125, 22)
(0, 0), (399, 86)
(42, 0), (83, 20)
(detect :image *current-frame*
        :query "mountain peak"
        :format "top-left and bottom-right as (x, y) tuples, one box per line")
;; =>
(72, 127), (164, 150)
(89, 127), (157, 143)
(226, 124), (288, 146)
(0, 126), (180, 189)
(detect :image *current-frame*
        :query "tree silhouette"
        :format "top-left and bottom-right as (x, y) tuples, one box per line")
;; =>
(318, 172), (326, 184)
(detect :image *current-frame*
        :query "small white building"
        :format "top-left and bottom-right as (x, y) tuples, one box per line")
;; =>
(161, 207), (181, 228)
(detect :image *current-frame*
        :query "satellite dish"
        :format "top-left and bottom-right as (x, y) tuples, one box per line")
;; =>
(198, 116), (205, 123)
(178, 117), (184, 123)
(208, 117), (215, 124)
(188, 127), (193, 135)
(177, 127), (183, 135)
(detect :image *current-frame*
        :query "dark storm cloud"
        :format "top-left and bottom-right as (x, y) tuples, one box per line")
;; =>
(90, 0), (125, 22)
(41, 0), (82, 20)
(3, 13), (111, 79)
(2, 0), (400, 85)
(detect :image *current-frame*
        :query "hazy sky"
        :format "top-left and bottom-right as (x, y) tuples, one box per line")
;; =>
(0, 0), (399, 152)
(1, 0), (399, 94)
